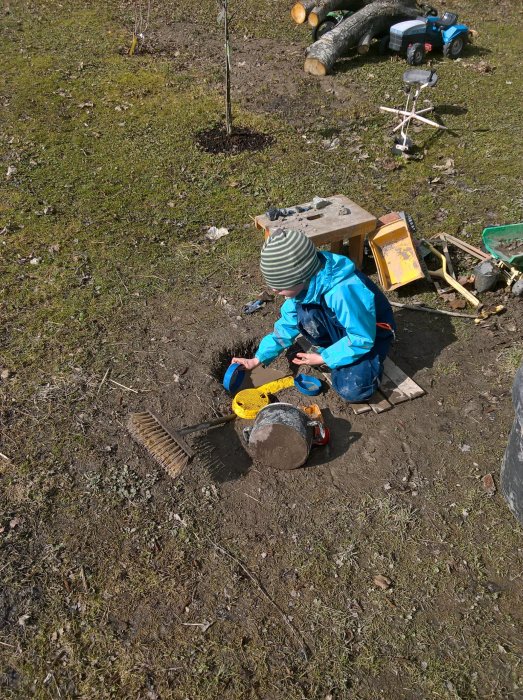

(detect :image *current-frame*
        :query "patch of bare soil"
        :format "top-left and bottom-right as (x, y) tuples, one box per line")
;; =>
(91, 279), (523, 694)
(196, 126), (273, 154)
(149, 22), (371, 126)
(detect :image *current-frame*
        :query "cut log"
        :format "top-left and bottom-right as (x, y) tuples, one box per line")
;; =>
(308, 0), (363, 28)
(291, 0), (317, 24)
(304, 0), (419, 76)
(357, 28), (373, 53)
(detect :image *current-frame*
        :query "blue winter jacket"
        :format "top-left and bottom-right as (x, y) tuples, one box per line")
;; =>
(255, 252), (381, 369)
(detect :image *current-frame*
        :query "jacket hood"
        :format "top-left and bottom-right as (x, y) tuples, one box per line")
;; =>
(301, 252), (357, 304)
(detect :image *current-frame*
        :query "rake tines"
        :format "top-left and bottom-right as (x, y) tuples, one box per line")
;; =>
(127, 411), (194, 479)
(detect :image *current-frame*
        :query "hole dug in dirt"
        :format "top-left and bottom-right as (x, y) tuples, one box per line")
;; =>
(196, 126), (273, 155)
(210, 338), (260, 384)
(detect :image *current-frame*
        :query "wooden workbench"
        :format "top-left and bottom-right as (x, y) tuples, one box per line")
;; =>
(254, 195), (377, 269)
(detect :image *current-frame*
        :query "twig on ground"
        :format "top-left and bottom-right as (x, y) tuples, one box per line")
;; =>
(0, 452), (10, 462)
(108, 379), (139, 393)
(242, 492), (261, 504)
(181, 620), (215, 632)
(389, 301), (477, 318)
(209, 539), (311, 660)
(0, 640), (17, 648)
(97, 368), (110, 395)
(80, 565), (88, 592)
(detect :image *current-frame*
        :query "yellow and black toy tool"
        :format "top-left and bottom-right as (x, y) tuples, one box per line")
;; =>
(421, 240), (481, 308)
(231, 373), (323, 419)
(232, 376), (295, 419)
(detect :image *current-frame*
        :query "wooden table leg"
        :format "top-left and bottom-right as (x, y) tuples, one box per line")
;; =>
(347, 234), (365, 269)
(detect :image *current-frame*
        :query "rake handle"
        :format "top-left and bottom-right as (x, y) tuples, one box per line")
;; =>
(177, 413), (236, 436)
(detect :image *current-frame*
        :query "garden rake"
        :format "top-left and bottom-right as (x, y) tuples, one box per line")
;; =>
(127, 410), (235, 479)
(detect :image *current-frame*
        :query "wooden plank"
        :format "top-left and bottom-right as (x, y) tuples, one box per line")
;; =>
(437, 233), (489, 261)
(330, 240), (344, 255)
(382, 358), (425, 399)
(351, 402), (373, 415)
(347, 233), (365, 270)
(378, 373), (411, 405)
(367, 390), (394, 414)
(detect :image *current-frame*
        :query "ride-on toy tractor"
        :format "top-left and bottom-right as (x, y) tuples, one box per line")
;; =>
(387, 12), (469, 65)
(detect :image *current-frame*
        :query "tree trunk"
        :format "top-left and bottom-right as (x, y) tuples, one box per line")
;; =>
(291, 0), (317, 24)
(308, 0), (363, 27)
(304, 0), (419, 75)
(224, 1), (232, 135)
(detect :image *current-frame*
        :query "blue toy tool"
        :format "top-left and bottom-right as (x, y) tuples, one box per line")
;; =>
(243, 299), (266, 315)
(294, 374), (322, 396)
(223, 363), (245, 393)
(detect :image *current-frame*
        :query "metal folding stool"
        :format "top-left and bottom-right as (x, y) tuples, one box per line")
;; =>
(380, 69), (446, 154)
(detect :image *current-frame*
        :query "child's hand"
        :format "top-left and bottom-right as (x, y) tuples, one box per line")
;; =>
(231, 357), (261, 370)
(292, 352), (324, 367)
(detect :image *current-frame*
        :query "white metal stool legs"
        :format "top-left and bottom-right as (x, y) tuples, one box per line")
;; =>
(379, 70), (444, 154)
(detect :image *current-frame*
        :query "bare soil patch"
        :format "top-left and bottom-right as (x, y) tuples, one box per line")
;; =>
(196, 126), (273, 154)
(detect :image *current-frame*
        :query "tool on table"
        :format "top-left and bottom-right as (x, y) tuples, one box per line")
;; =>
(419, 239), (481, 307)
(128, 411), (236, 479)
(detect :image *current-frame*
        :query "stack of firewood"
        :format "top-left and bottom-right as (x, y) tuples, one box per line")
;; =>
(290, 0), (422, 75)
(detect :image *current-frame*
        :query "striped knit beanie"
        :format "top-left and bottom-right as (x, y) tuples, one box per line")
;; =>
(260, 228), (322, 289)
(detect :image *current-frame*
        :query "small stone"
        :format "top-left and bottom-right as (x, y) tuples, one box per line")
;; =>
(512, 278), (523, 297)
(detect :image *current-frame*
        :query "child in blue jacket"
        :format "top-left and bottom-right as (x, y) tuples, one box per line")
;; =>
(232, 228), (396, 403)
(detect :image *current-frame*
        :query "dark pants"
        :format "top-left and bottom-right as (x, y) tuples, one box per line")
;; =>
(297, 273), (395, 403)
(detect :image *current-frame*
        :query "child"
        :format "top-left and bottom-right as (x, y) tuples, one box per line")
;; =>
(232, 228), (396, 403)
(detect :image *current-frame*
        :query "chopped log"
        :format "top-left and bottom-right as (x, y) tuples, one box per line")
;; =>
(308, 0), (363, 28)
(291, 0), (317, 24)
(304, 0), (419, 75)
(357, 28), (373, 53)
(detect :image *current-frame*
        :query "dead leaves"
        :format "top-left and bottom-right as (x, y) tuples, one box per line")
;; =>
(373, 574), (392, 590)
(482, 473), (496, 497)
(433, 157), (456, 176)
